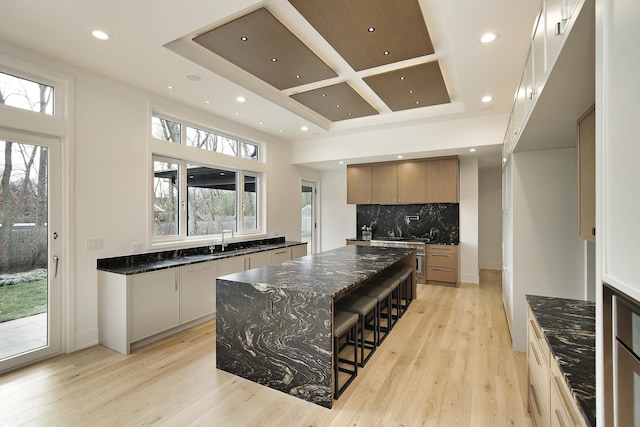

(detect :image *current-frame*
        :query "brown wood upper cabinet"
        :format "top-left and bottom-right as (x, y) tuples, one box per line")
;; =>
(346, 164), (372, 204)
(347, 157), (459, 204)
(397, 161), (427, 203)
(371, 163), (398, 203)
(426, 158), (459, 203)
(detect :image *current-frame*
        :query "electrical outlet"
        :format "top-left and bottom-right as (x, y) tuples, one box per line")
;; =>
(131, 242), (143, 253)
(86, 238), (103, 250)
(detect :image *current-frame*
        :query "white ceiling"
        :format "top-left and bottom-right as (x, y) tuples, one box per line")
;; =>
(0, 0), (541, 167)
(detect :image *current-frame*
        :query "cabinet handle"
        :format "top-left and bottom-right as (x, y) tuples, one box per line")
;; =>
(530, 341), (542, 367)
(431, 267), (451, 272)
(530, 384), (544, 417)
(274, 250), (287, 255)
(553, 374), (578, 423)
(431, 254), (450, 257)
(188, 266), (208, 272)
(555, 409), (568, 427)
(529, 319), (543, 340)
(175, 277), (178, 291)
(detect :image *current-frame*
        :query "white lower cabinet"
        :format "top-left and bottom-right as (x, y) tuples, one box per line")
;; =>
(99, 244), (307, 354)
(179, 261), (217, 324)
(130, 268), (180, 342)
(291, 244), (308, 259)
(217, 256), (246, 276)
(270, 248), (291, 264)
(245, 251), (270, 270)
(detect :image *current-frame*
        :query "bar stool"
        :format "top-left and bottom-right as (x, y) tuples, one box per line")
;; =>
(333, 310), (359, 399)
(353, 279), (395, 345)
(336, 294), (378, 367)
(383, 266), (414, 316)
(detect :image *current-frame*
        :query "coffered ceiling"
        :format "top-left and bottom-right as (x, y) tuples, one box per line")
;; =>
(191, 1), (449, 123)
(0, 0), (541, 165)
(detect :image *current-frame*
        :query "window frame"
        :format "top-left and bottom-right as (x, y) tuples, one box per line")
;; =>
(149, 110), (266, 247)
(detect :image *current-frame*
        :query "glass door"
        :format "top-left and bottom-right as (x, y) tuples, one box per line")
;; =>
(301, 181), (316, 254)
(0, 134), (61, 373)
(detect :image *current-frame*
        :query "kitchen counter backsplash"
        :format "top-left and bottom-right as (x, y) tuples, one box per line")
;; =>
(357, 203), (459, 244)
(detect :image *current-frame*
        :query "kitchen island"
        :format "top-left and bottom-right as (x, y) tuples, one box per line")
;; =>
(216, 245), (416, 408)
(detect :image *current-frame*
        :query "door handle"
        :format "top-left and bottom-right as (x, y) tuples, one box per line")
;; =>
(53, 256), (59, 278)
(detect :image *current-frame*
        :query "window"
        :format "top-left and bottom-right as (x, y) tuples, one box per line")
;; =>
(153, 159), (180, 236)
(187, 164), (236, 236)
(152, 116), (181, 143)
(151, 113), (264, 243)
(0, 71), (54, 115)
(152, 114), (259, 161)
(242, 174), (259, 231)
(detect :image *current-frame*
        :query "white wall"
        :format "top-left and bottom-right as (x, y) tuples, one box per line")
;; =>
(319, 169), (356, 251)
(459, 158), (479, 284)
(509, 148), (584, 351)
(291, 114), (509, 166)
(1, 42), (308, 351)
(479, 166), (503, 270)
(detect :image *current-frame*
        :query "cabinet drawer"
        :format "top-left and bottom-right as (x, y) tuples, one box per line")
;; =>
(426, 265), (457, 283)
(426, 245), (457, 256)
(528, 337), (550, 416)
(529, 310), (550, 365)
(550, 356), (588, 427)
(426, 252), (457, 267)
(530, 373), (550, 427)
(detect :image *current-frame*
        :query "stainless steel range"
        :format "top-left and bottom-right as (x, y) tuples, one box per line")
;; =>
(370, 239), (425, 282)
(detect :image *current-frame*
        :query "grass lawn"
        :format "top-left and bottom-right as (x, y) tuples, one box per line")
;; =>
(0, 280), (47, 322)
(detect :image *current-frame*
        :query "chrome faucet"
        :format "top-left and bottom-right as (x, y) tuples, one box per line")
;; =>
(221, 229), (234, 251)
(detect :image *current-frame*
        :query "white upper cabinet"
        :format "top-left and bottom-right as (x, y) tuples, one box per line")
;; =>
(503, 0), (594, 158)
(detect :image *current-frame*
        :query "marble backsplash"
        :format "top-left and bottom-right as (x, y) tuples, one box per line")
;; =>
(357, 203), (459, 244)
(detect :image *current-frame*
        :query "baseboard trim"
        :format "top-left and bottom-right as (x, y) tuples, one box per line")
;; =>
(479, 262), (502, 270)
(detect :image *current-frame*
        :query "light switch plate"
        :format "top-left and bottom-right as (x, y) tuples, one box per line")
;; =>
(86, 238), (103, 250)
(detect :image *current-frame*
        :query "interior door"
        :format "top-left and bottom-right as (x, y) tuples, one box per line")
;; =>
(0, 133), (61, 373)
(301, 181), (316, 254)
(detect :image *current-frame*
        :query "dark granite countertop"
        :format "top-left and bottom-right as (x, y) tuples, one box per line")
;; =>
(526, 295), (595, 427)
(217, 245), (414, 298)
(346, 237), (458, 245)
(97, 238), (306, 275)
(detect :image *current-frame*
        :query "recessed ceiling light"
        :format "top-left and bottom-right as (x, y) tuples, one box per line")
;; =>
(271, 58), (278, 62)
(397, 155), (404, 159)
(321, 94), (327, 97)
(368, 27), (375, 32)
(415, 101), (420, 105)
(469, 148), (477, 152)
(409, 90), (414, 94)
(301, 126), (309, 132)
(480, 32), (498, 43)
(186, 74), (201, 81)
(336, 104), (340, 108)
(167, 85), (174, 90)
(205, 100), (210, 104)
(236, 96), (246, 103)
(339, 161), (345, 165)
(503, 157), (507, 162)
(279, 130), (284, 133)
(92, 30), (110, 40)
(259, 121), (264, 125)
(240, 36), (248, 41)
(234, 112), (240, 116)
(400, 76), (405, 80)
(383, 51), (390, 55)
(295, 75), (301, 79)
(482, 95), (493, 103)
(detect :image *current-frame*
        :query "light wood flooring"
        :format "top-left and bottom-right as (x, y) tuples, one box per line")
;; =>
(0, 270), (531, 426)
